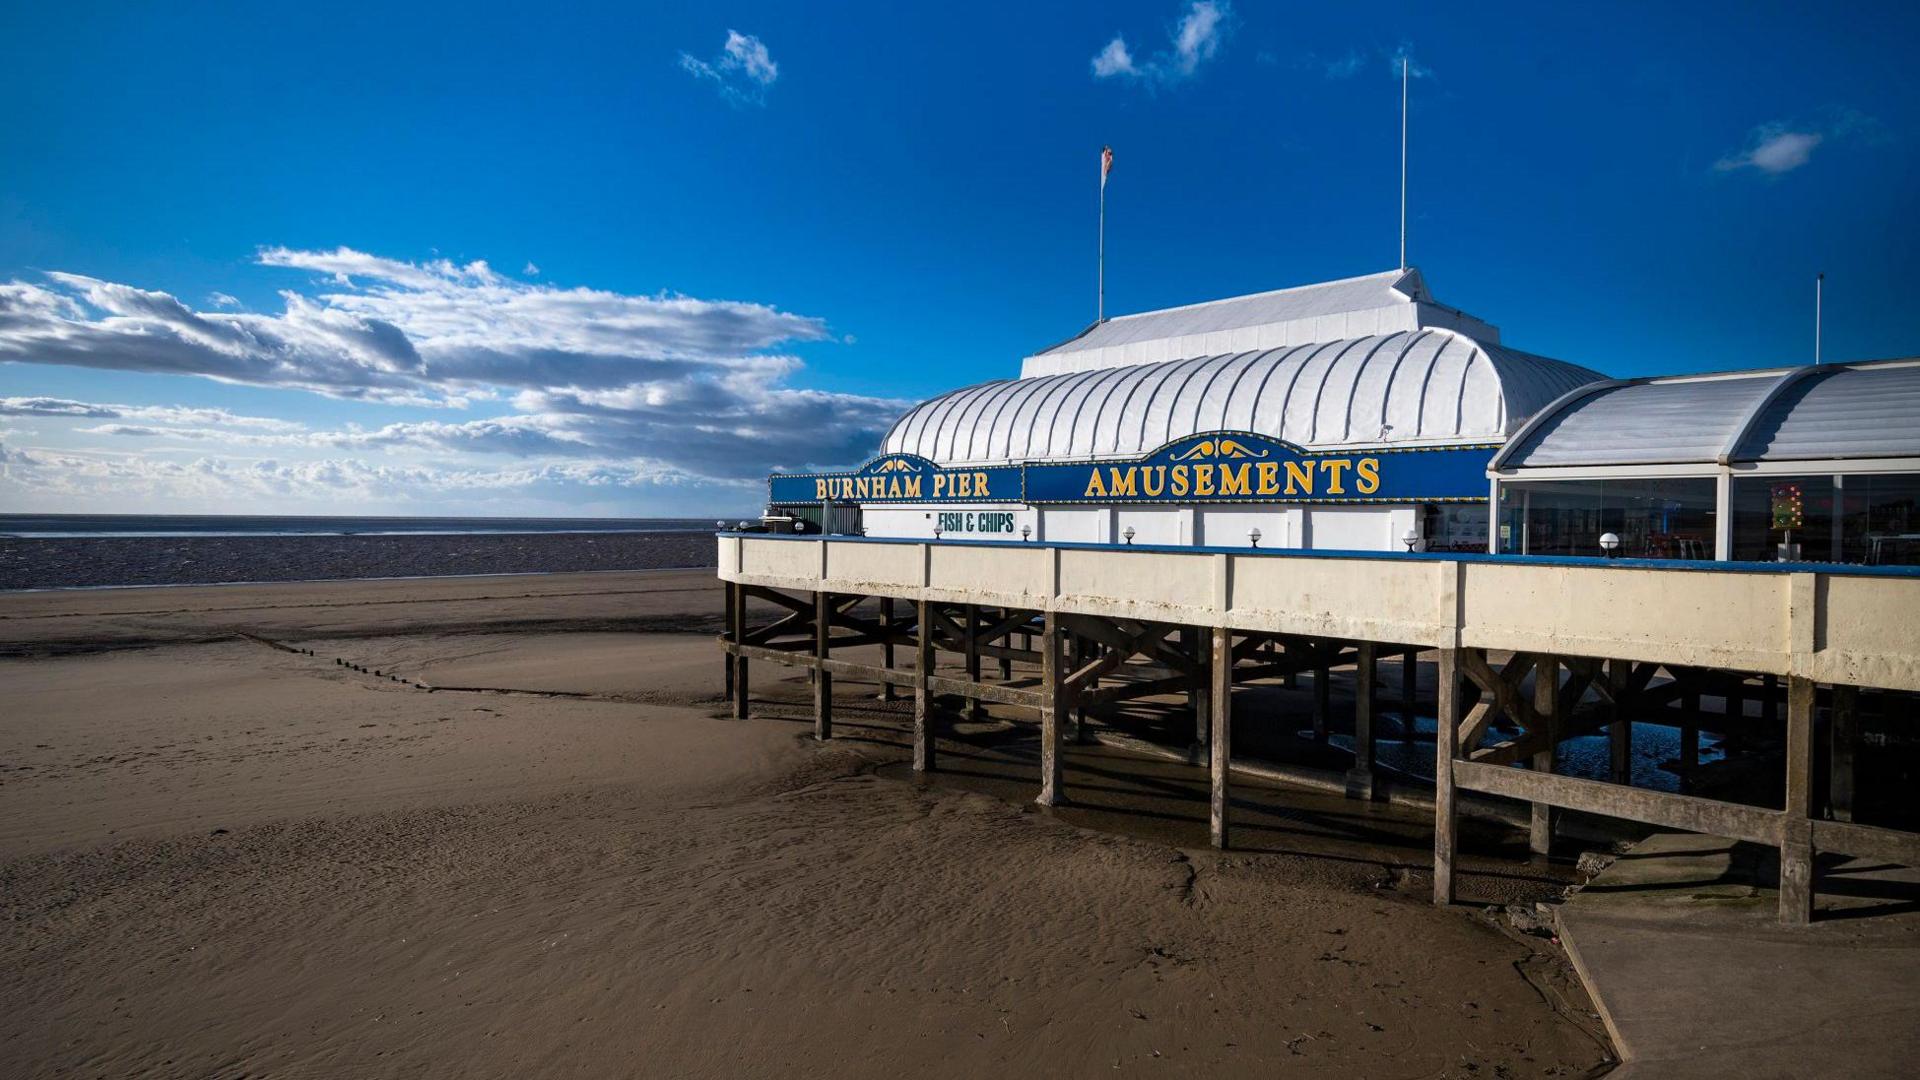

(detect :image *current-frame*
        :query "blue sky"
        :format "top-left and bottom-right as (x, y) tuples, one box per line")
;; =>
(2, 1), (1916, 516)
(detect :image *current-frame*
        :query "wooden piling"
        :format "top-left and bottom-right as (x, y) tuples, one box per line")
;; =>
(1209, 625), (1232, 849)
(1530, 655), (1557, 857)
(1433, 648), (1461, 906)
(879, 596), (897, 702)
(1609, 659), (1632, 785)
(1312, 645), (1331, 742)
(1347, 641), (1376, 801)
(1401, 647), (1418, 741)
(813, 590), (833, 741)
(1192, 626), (1212, 758)
(1780, 675), (1817, 925)
(964, 604), (984, 721)
(913, 598), (935, 771)
(1830, 684), (1858, 823)
(1038, 610), (1064, 806)
(723, 580), (736, 702)
(1680, 688), (1701, 792)
(730, 582), (749, 720)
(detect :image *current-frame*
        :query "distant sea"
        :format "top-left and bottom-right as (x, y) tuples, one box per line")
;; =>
(0, 514), (729, 539)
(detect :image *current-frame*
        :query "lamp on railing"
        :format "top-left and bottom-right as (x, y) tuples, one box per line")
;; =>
(1599, 532), (1621, 559)
(715, 520), (726, 531)
(933, 523), (943, 540)
(1403, 529), (1419, 553)
(1021, 525), (1032, 542)
(1123, 526), (1135, 545)
(737, 520), (751, 531)
(1249, 527), (1262, 549)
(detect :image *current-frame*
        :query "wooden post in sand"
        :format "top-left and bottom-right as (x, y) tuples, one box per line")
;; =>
(1608, 659), (1631, 785)
(723, 581), (736, 703)
(1346, 641), (1376, 801)
(914, 598), (936, 772)
(1209, 625), (1232, 848)
(813, 591), (833, 741)
(1680, 686), (1701, 792)
(1780, 675), (1817, 925)
(1530, 655), (1557, 857)
(879, 596), (898, 702)
(965, 603), (983, 721)
(1038, 610), (1064, 807)
(1312, 644), (1331, 742)
(1830, 684), (1858, 823)
(1432, 648), (1460, 906)
(1192, 626), (1212, 759)
(998, 608), (1013, 680)
(730, 582), (750, 720)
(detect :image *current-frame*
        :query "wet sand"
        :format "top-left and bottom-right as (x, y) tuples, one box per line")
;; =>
(1, 571), (1613, 1077)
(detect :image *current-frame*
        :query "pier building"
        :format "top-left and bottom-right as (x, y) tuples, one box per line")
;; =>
(731, 269), (1920, 927)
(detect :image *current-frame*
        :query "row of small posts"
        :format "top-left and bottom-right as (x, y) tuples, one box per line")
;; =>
(722, 582), (1914, 926)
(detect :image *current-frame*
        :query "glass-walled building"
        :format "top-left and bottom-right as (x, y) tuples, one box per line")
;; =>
(1489, 359), (1920, 565)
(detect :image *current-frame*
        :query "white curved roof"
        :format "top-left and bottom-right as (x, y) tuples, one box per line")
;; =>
(1495, 357), (1920, 469)
(882, 329), (1604, 466)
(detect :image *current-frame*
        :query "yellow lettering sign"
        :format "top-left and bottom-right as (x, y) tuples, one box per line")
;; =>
(1321, 459), (1351, 495)
(1219, 462), (1251, 496)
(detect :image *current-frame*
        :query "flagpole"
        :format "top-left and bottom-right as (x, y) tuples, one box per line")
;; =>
(1098, 162), (1106, 323)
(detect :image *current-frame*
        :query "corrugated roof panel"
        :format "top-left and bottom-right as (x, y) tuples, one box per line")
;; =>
(1736, 362), (1920, 461)
(1502, 375), (1773, 467)
(879, 329), (1606, 466)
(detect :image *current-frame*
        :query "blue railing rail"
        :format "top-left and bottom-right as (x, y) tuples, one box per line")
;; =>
(716, 530), (1920, 580)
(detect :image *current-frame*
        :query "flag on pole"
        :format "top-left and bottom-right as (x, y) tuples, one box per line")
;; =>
(1101, 145), (1114, 189)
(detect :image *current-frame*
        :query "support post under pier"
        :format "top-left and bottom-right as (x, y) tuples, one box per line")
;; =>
(1038, 610), (1064, 806)
(1347, 641), (1376, 800)
(1210, 625), (1232, 848)
(913, 598), (935, 772)
(1433, 648), (1461, 906)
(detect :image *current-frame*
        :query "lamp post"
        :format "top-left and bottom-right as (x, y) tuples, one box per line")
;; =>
(715, 520), (726, 531)
(933, 524), (943, 540)
(1249, 527), (1262, 549)
(1403, 529), (1419, 553)
(1021, 525), (1031, 542)
(1123, 526), (1135, 545)
(1599, 531), (1621, 559)
(737, 520), (750, 531)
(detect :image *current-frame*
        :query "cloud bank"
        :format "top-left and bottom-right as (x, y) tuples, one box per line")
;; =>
(0, 248), (909, 512)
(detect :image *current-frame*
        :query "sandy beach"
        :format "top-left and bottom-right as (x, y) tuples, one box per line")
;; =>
(1, 570), (1613, 1077)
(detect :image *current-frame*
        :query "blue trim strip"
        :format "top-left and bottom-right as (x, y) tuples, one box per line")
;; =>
(717, 532), (1920, 579)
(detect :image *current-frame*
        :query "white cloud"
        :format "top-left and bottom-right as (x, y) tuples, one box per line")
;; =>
(1716, 125), (1824, 174)
(1092, 2), (1230, 87)
(523, 261), (540, 277)
(208, 291), (241, 308)
(680, 30), (779, 106)
(1091, 37), (1137, 78)
(1714, 109), (1883, 176)
(0, 396), (304, 430)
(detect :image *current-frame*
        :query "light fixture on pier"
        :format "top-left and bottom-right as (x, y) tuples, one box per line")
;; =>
(715, 520), (726, 531)
(1599, 532), (1621, 558)
(737, 520), (750, 531)
(1021, 525), (1032, 542)
(1249, 527), (1262, 549)
(1403, 529), (1419, 553)
(1123, 526), (1135, 545)
(933, 523), (943, 539)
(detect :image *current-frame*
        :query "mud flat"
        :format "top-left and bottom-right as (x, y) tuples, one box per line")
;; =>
(0, 571), (1612, 1077)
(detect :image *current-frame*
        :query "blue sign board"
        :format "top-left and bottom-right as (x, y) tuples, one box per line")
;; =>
(1024, 432), (1492, 504)
(768, 433), (1492, 506)
(769, 453), (1021, 505)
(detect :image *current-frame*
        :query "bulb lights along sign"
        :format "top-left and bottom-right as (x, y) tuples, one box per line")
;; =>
(768, 433), (1495, 507)
(1770, 483), (1805, 530)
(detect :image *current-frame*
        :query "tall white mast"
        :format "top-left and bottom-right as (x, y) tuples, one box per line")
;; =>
(1399, 55), (1409, 271)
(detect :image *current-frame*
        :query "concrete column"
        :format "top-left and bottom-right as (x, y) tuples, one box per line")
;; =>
(1209, 625), (1232, 849)
(1038, 610), (1065, 806)
(730, 583), (750, 721)
(813, 591), (833, 741)
(964, 603), (983, 721)
(913, 599), (936, 772)
(1780, 675), (1817, 925)
(1530, 655), (1557, 857)
(879, 596), (898, 702)
(1433, 648), (1461, 906)
(1312, 644), (1331, 742)
(1608, 659), (1632, 785)
(1346, 641), (1377, 800)
(1192, 626), (1212, 759)
(1830, 684), (1858, 823)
